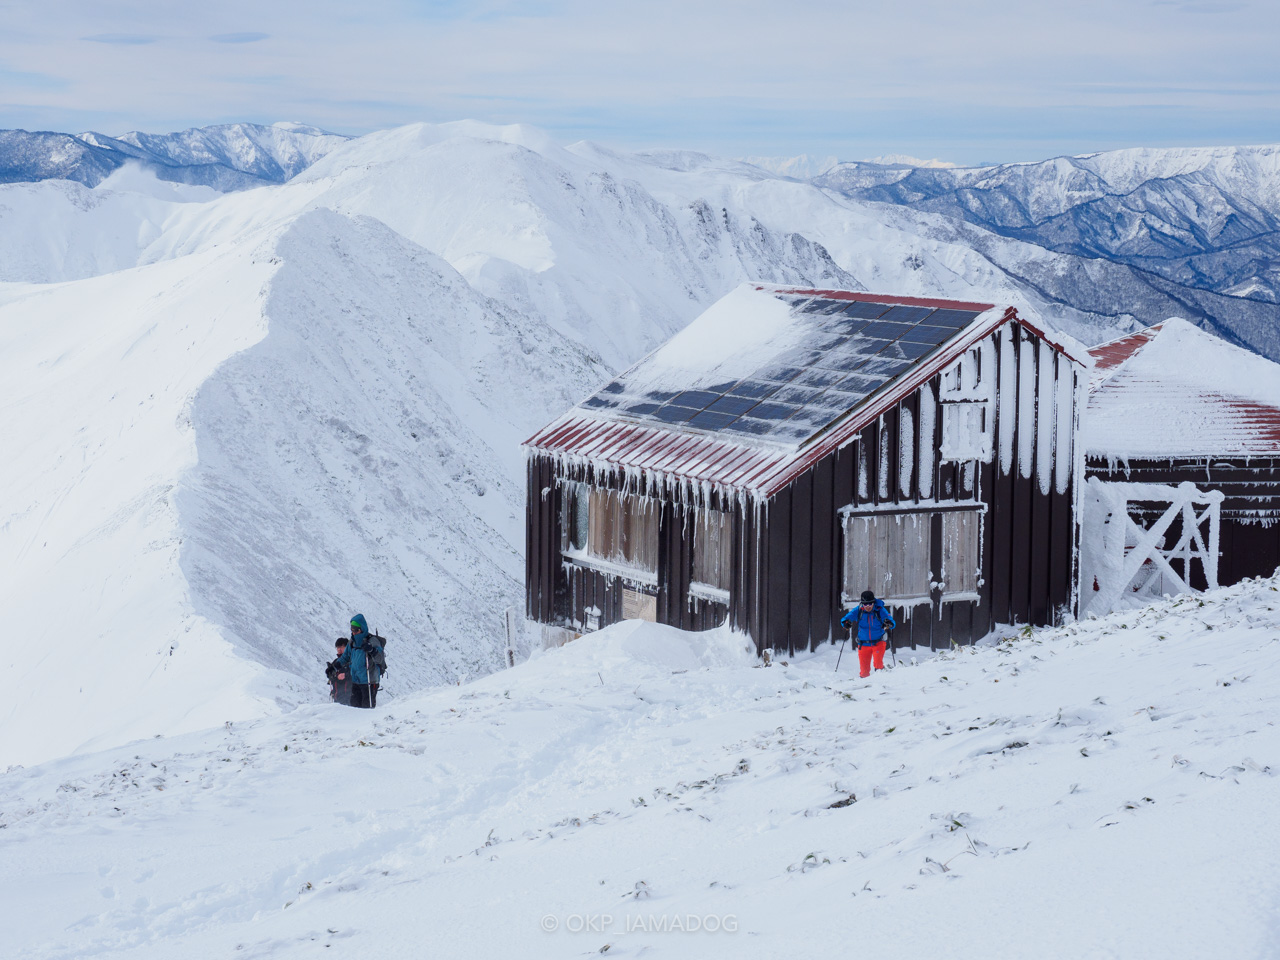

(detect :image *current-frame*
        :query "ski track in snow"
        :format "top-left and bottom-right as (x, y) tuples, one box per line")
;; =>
(4, 575), (1280, 959)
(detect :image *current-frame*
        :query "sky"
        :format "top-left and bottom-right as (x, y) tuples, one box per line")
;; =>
(1, 0), (1278, 165)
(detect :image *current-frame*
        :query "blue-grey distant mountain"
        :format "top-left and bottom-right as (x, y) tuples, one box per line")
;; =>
(809, 147), (1280, 362)
(0, 122), (349, 191)
(815, 146), (1280, 303)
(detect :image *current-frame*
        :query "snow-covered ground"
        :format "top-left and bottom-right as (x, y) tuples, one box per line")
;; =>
(6, 573), (1278, 959)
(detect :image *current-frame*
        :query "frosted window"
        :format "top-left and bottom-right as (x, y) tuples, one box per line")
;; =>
(692, 509), (733, 593)
(563, 486), (658, 574)
(941, 511), (980, 595)
(941, 403), (990, 461)
(843, 513), (931, 602)
(560, 483), (589, 552)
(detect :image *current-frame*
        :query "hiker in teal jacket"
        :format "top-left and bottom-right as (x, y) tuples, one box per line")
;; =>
(338, 614), (379, 708)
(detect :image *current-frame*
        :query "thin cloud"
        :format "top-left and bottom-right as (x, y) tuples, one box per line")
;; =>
(82, 34), (158, 45)
(210, 32), (270, 43)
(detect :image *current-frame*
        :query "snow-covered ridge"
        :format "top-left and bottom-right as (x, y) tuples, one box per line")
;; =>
(5, 574), (1279, 957)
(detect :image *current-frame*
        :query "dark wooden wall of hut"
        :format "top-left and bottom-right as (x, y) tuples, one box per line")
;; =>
(1085, 456), (1280, 587)
(748, 321), (1081, 655)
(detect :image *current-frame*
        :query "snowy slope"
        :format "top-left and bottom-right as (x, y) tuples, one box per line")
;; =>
(4, 575), (1279, 959)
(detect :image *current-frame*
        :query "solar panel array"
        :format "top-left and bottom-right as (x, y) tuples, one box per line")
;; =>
(580, 296), (984, 446)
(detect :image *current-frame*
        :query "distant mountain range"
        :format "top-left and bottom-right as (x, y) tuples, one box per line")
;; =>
(815, 146), (1280, 305)
(0, 121), (349, 191)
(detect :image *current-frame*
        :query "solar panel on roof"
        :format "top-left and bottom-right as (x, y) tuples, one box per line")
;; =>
(743, 400), (801, 421)
(861, 356), (914, 377)
(899, 324), (955, 345)
(687, 409), (740, 430)
(878, 305), (933, 324)
(792, 368), (846, 388)
(771, 384), (824, 405)
(671, 389), (720, 410)
(841, 301), (891, 319)
(926, 309), (981, 328)
(570, 290), (995, 452)
(705, 394), (759, 416)
(756, 366), (805, 384)
(624, 401), (663, 416)
(652, 405), (699, 423)
(798, 298), (841, 313)
(726, 380), (779, 399)
(894, 340), (937, 360)
(859, 321), (911, 340)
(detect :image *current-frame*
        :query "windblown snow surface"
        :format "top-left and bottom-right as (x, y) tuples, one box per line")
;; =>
(4, 575), (1280, 958)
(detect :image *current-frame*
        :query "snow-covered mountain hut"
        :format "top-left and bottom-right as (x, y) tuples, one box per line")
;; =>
(1083, 320), (1280, 602)
(524, 284), (1090, 654)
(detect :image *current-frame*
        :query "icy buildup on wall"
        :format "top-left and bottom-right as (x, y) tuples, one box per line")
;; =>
(939, 336), (995, 463)
(1036, 340), (1055, 495)
(1018, 338), (1036, 480)
(878, 418), (891, 499)
(1055, 362), (1075, 495)
(899, 407), (915, 497)
(998, 327), (1017, 475)
(917, 383), (936, 499)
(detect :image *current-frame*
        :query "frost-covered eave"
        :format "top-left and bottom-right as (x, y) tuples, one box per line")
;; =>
(523, 414), (797, 506)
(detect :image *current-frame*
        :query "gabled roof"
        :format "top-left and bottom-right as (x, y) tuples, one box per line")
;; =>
(1086, 318), (1280, 459)
(527, 284), (1082, 498)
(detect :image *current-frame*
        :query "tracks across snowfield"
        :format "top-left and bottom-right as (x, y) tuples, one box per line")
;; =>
(4, 576), (1280, 959)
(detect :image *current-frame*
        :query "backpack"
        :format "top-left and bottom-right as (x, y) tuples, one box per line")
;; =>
(368, 633), (388, 677)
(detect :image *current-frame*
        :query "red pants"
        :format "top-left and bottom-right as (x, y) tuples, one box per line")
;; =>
(858, 641), (887, 678)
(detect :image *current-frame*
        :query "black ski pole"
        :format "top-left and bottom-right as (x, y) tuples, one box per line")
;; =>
(835, 626), (850, 672)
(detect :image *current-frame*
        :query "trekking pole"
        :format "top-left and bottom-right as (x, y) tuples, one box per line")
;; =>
(835, 627), (850, 673)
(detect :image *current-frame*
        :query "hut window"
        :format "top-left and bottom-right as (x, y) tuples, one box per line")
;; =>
(940, 341), (995, 462)
(692, 510), (733, 596)
(941, 510), (980, 596)
(842, 512), (931, 603)
(562, 485), (658, 575)
(560, 483), (589, 552)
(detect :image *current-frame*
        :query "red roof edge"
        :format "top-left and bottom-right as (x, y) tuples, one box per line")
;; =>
(758, 284), (996, 313)
(1088, 324), (1163, 371)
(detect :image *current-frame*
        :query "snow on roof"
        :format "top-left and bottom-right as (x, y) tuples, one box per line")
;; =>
(1086, 318), (1280, 459)
(526, 283), (1075, 497)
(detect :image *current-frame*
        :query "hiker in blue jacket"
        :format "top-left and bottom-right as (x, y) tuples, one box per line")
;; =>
(840, 590), (897, 678)
(338, 614), (380, 708)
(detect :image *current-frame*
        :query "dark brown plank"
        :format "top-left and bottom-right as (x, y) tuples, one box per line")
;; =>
(767, 487), (792, 654)
(810, 456), (835, 649)
(789, 471), (814, 652)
